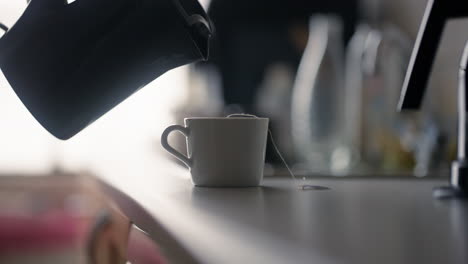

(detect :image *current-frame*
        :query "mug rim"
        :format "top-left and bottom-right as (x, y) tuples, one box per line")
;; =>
(184, 117), (269, 121)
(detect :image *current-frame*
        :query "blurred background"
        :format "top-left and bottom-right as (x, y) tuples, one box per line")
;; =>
(0, 0), (467, 178)
(5, 1), (468, 262)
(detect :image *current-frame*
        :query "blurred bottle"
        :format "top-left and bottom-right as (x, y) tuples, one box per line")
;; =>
(412, 115), (446, 177)
(343, 0), (423, 174)
(291, 15), (350, 175)
(256, 63), (296, 163)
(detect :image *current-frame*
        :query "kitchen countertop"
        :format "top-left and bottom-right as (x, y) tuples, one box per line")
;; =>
(100, 159), (468, 264)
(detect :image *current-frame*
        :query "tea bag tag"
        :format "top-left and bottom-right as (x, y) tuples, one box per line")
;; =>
(227, 114), (322, 191)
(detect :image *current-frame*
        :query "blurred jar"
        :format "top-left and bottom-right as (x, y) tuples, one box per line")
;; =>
(291, 15), (350, 175)
(344, 20), (429, 175)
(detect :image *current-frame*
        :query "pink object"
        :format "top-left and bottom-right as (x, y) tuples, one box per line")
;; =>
(0, 212), (86, 253)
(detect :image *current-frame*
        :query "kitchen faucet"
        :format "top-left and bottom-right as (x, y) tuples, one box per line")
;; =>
(399, 0), (468, 198)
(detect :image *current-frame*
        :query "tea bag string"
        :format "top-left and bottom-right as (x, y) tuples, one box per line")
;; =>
(227, 114), (310, 189)
(267, 128), (300, 187)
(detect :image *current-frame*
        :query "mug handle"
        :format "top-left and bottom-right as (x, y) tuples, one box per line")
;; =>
(161, 125), (192, 168)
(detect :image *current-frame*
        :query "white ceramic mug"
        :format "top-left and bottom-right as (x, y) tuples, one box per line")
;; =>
(161, 117), (269, 187)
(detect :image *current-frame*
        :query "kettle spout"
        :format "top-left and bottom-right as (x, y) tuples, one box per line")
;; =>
(189, 16), (212, 60)
(172, 0), (213, 60)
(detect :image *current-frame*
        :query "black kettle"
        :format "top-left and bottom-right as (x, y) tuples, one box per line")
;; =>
(0, 0), (212, 140)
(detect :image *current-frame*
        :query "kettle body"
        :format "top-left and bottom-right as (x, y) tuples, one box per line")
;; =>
(0, 0), (211, 139)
